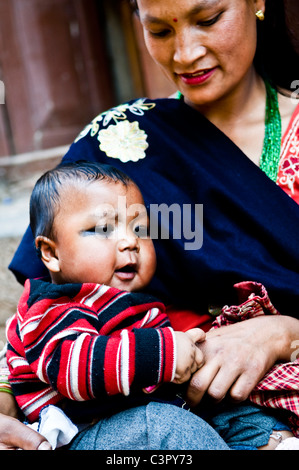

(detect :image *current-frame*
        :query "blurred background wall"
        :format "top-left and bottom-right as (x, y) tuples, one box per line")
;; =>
(0, 0), (176, 346)
(0, 0), (175, 158)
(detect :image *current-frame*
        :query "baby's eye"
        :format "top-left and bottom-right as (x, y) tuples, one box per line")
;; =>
(82, 226), (96, 236)
(83, 224), (114, 238)
(133, 225), (149, 238)
(95, 224), (115, 238)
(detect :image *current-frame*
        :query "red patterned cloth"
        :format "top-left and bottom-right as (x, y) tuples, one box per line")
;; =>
(277, 103), (299, 202)
(212, 281), (299, 436)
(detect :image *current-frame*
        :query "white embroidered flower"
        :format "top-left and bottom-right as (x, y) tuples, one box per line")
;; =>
(98, 121), (148, 163)
(74, 99), (156, 143)
(102, 99), (156, 127)
(74, 112), (104, 142)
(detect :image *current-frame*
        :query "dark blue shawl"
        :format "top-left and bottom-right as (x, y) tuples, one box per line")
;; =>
(9, 98), (299, 316)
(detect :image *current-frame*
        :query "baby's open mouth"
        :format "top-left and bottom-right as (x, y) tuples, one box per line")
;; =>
(115, 264), (137, 280)
(115, 264), (136, 273)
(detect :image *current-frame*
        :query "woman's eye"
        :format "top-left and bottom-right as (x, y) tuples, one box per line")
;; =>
(199, 12), (223, 27)
(149, 29), (171, 38)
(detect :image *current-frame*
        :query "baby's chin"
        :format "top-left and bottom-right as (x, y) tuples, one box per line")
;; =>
(109, 276), (149, 293)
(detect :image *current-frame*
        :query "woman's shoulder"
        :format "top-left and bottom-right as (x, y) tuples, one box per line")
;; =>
(72, 96), (179, 142)
(63, 95), (185, 165)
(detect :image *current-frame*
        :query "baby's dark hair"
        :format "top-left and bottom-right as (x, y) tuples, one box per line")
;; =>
(30, 160), (133, 241)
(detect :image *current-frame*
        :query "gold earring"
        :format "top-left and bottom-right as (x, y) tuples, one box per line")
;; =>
(256, 10), (265, 21)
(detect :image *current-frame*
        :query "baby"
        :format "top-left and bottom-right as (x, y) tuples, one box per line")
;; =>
(7, 161), (205, 425)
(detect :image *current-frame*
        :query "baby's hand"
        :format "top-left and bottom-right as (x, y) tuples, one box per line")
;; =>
(173, 328), (206, 384)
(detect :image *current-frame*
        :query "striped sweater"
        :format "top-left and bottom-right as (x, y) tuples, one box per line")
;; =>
(6, 279), (176, 423)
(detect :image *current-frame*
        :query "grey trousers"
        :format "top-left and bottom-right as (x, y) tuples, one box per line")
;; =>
(69, 402), (230, 450)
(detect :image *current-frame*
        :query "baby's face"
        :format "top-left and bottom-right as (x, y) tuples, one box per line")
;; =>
(51, 179), (156, 292)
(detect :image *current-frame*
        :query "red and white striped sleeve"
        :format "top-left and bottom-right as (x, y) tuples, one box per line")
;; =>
(16, 283), (176, 401)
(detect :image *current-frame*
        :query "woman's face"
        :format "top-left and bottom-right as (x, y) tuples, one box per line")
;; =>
(137, 0), (265, 108)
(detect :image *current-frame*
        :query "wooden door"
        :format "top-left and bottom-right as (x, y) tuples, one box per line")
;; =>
(0, 0), (115, 156)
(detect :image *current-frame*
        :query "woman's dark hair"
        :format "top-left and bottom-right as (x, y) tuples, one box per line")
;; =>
(30, 161), (132, 241)
(129, 0), (138, 12)
(255, 0), (299, 92)
(128, 0), (299, 93)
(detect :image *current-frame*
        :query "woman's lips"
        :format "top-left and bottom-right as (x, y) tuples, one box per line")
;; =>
(179, 68), (216, 85)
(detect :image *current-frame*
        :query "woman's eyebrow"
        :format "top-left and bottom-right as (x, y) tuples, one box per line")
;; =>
(141, 14), (166, 25)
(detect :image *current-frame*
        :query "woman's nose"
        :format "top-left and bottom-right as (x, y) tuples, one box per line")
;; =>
(173, 30), (206, 66)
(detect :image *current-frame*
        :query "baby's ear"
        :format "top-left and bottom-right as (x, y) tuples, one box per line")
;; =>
(35, 236), (60, 273)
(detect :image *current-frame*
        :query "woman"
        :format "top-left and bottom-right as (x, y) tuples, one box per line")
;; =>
(5, 0), (299, 449)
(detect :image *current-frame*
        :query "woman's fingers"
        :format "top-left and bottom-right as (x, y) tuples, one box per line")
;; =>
(0, 414), (52, 450)
(186, 358), (221, 407)
(185, 318), (276, 407)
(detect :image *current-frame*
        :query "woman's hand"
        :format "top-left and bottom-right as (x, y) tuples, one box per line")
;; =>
(0, 414), (52, 450)
(0, 392), (51, 450)
(186, 315), (299, 407)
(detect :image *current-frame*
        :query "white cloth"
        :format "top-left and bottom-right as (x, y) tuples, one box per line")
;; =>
(276, 437), (299, 450)
(28, 405), (78, 449)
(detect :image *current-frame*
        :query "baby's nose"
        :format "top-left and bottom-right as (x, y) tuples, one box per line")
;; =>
(118, 231), (140, 252)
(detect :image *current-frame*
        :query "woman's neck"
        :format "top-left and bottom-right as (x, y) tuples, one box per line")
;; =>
(182, 70), (298, 165)
(186, 71), (267, 165)
(197, 72), (264, 128)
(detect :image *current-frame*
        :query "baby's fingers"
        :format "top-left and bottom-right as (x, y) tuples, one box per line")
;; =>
(185, 328), (206, 344)
(173, 349), (204, 384)
(193, 346), (205, 370)
(187, 343), (205, 377)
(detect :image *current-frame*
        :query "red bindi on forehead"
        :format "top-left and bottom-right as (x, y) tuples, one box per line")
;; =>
(173, 18), (178, 22)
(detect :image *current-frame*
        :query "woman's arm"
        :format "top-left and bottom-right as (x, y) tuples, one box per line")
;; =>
(186, 314), (299, 406)
(0, 392), (18, 418)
